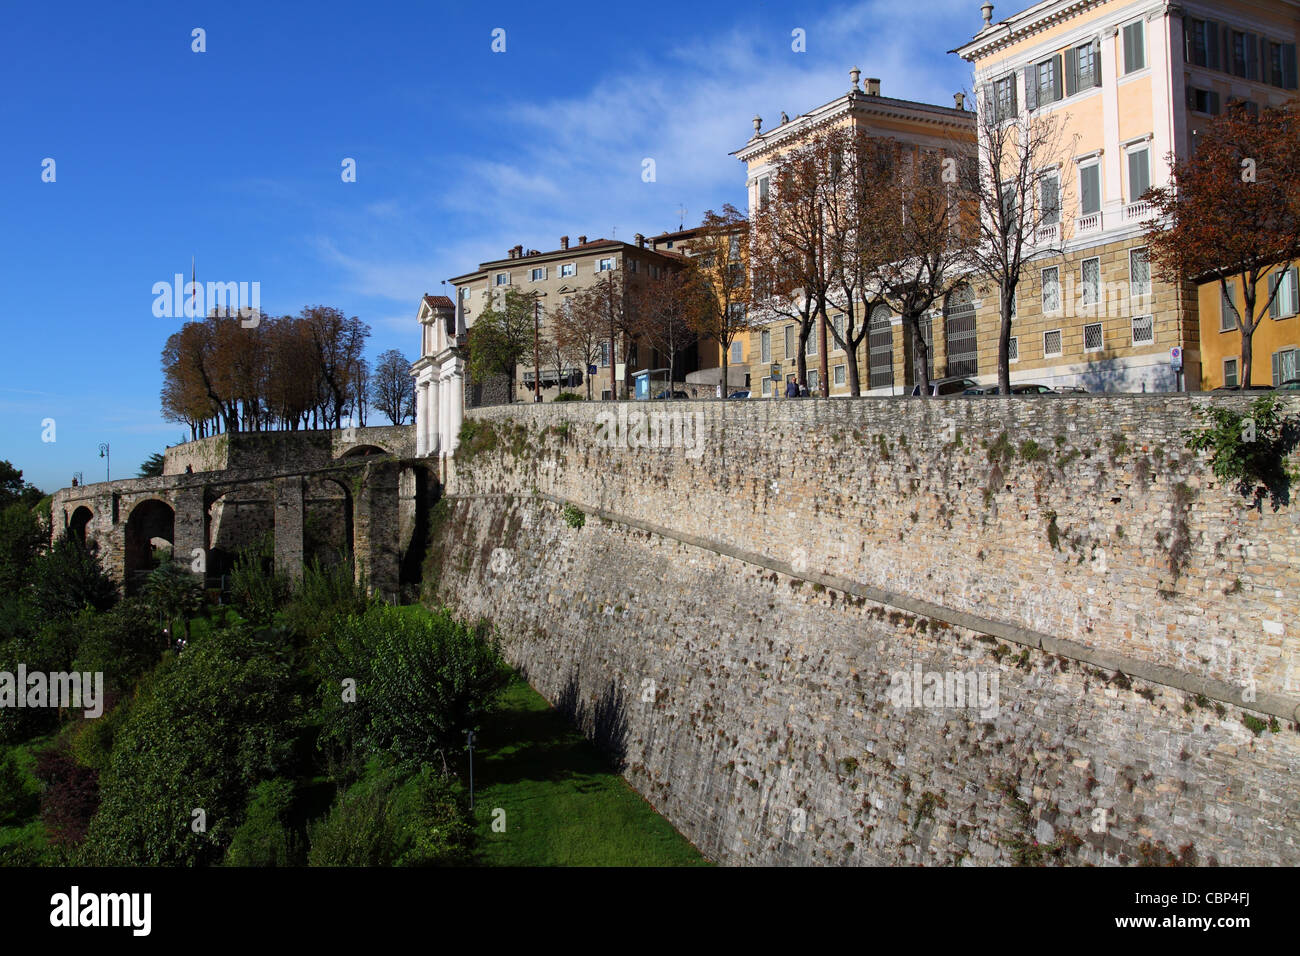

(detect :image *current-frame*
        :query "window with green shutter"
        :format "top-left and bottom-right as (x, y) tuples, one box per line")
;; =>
(1269, 267), (1299, 319)
(1123, 21), (1146, 73)
(1127, 147), (1150, 202)
(1273, 348), (1298, 386)
(1079, 164), (1101, 215)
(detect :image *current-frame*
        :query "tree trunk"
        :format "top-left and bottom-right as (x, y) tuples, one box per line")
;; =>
(817, 307), (829, 397)
(998, 283), (1013, 395)
(911, 315), (932, 397)
(846, 333), (862, 396)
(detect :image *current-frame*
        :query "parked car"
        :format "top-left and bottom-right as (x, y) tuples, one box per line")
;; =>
(653, 389), (689, 400)
(1276, 379), (1300, 390)
(727, 389), (752, 399)
(1055, 385), (1089, 394)
(1211, 384), (1274, 391)
(961, 385), (1000, 396)
(910, 376), (979, 397)
(1010, 383), (1058, 395)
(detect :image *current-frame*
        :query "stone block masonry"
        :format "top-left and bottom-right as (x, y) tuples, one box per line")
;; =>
(428, 395), (1300, 865)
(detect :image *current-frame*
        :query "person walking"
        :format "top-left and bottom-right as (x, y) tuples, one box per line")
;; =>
(785, 378), (799, 399)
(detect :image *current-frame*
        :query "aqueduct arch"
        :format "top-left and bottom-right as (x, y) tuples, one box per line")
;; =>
(123, 498), (175, 593)
(68, 505), (94, 545)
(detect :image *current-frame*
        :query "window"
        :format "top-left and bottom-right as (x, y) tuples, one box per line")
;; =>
(1000, 183), (1018, 226)
(1132, 314), (1154, 345)
(1230, 30), (1257, 80)
(628, 259), (638, 274)
(731, 341), (743, 364)
(832, 314), (846, 350)
(992, 74), (1017, 122)
(1266, 40), (1298, 90)
(597, 258), (614, 272)
(601, 389), (612, 400)
(1042, 266), (1061, 314)
(1223, 357), (1239, 389)
(728, 235), (741, 262)
(599, 341), (610, 367)
(1187, 87), (1221, 115)
(1273, 348), (1299, 386)
(834, 364), (846, 386)
(1123, 21), (1146, 73)
(1084, 322), (1104, 352)
(1043, 329), (1063, 357)
(1079, 163), (1101, 215)
(495, 273), (510, 286)
(807, 369), (820, 392)
(1039, 170), (1060, 225)
(761, 330), (771, 363)
(531, 267), (546, 282)
(1065, 39), (1101, 95)
(806, 328), (817, 357)
(1081, 257), (1101, 309)
(1221, 283), (1237, 331)
(944, 285), (978, 378)
(1187, 18), (1219, 70)
(1127, 147), (1150, 202)
(1025, 55), (1063, 108)
(762, 377), (772, 397)
(1130, 247), (1151, 302)
(1269, 267), (1299, 319)
(1008, 336), (1019, 361)
(868, 306), (894, 389)
(560, 263), (576, 278)
(784, 325), (795, 360)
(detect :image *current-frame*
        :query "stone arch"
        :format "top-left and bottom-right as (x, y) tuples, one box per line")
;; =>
(124, 497), (175, 593)
(68, 505), (93, 545)
(303, 476), (353, 569)
(205, 484), (274, 580)
(337, 444), (389, 459)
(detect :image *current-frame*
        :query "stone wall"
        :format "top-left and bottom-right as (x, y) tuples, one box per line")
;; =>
(163, 425), (414, 476)
(428, 395), (1300, 865)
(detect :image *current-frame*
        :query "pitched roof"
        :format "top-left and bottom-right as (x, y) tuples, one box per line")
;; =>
(422, 294), (455, 309)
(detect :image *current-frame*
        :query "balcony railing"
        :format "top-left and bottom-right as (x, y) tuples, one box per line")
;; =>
(1075, 211), (1102, 234)
(1123, 200), (1154, 222)
(1035, 222), (1060, 245)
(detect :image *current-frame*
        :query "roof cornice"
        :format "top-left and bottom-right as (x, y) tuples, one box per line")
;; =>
(951, 0), (1098, 62)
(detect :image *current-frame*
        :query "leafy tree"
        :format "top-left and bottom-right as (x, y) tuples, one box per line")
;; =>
(0, 461), (42, 511)
(1146, 104), (1300, 386)
(29, 534), (118, 622)
(466, 287), (535, 400)
(370, 348), (416, 425)
(140, 560), (205, 639)
(315, 606), (508, 777)
(0, 503), (46, 593)
(72, 599), (169, 695)
(82, 626), (302, 865)
(137, 453), (166, 478)
(686, 205), (754, 395)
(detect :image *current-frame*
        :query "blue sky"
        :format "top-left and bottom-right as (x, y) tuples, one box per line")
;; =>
(0, 0), (979, 492)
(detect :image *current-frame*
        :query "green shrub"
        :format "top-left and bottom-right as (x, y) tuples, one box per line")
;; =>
(72, 599), (168, 696)
(229, 545), (291, 624)
(29, 534), (118, 621)
(1185, 393), (1299, 509)
(0, 503), (45, 593)
(282, 558), (371, 643)
(307, 765), (473, 867)
(0, 751), (39, 825)
(553, 392), (584, 402)
(81, 625), (302, 865)
(225, 778), (301, 866)
(562, 504), (586, 528)
(315, 606), (509, 776)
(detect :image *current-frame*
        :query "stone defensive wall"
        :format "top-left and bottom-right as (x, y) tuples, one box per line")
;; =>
(427, 395), (1300, 865)
(161, 424), (415, 475)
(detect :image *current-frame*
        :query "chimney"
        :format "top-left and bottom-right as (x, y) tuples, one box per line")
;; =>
(578, 235), (587, 245)
(507, 248), (514, 259)
(514, 244), (523, 258)
(560, 235), (569, 250)
(981, 2), (994, 27)
(865, 77), (881, 96)
(954, 92), (966, 110)
(635, 233), (645, 248)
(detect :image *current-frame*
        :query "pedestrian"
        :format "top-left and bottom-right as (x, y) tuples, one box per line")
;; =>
(799, 382), (809, 398)
(785, 378), (799, 399)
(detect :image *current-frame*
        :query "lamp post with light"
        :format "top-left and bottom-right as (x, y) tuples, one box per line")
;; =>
(98, 443), (110, 482)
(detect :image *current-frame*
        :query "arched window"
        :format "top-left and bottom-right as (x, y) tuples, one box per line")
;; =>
(944, 284), (978, 377)
(868, 305), (894, 389)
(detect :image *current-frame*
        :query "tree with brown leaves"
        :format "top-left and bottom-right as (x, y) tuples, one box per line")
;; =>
(1145, 104), (1300, 386)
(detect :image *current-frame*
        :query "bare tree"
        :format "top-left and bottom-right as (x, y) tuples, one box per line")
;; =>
(958, 92), (1074, 393)
(370, 349), (415, 424)
(552, 293), (605, 400)
(629, 268), (698, 389)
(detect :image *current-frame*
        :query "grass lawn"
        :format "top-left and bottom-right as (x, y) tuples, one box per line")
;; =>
(465, 675), (709, 867)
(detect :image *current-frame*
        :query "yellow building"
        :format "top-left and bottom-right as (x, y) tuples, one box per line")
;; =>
(954, 0), (1299, 392)
(732, 72), (977, 396)
(1199, 265), (1300, 387)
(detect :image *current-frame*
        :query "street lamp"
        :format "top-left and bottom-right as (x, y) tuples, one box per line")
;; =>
(98, 443), (110, 482)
